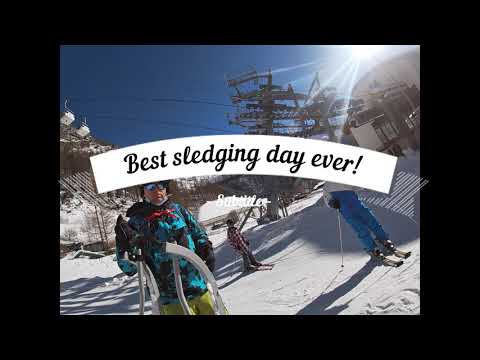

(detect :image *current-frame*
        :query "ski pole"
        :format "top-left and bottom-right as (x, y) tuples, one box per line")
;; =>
(136, 249), (146, 315)
(123, 251), (146, 315)
(337, 210), (344, 268)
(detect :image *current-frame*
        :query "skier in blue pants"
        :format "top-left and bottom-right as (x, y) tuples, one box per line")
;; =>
(326, 190), (394, 257)
(322, 121), (396, 258)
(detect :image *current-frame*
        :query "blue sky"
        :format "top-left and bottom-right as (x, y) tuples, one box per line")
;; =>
(60, 45), (416, 147)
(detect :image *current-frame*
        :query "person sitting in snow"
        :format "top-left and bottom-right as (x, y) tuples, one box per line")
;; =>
(322, 121), (396, 259)
(226, 218), (264, 272)
(114, 180), (220, 315)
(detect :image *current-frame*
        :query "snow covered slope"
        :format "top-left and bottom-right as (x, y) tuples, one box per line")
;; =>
(60, 255), (145, 315)
(209, 186), (419, 314)
(60, 152), (420, 315)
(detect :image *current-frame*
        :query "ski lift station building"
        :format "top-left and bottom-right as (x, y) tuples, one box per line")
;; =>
(347, 47), (420, 155)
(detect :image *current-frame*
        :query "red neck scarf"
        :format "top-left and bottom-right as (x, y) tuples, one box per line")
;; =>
(145, 209), (177, 222)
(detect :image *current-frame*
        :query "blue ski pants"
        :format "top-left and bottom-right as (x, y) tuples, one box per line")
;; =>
(330, 191), (389, 252)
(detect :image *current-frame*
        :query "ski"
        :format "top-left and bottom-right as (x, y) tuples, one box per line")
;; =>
(392, 249), (411, 259)
(246, 264), (274, 272)
(252, 266), (274, 271)
(383, 248), (411, 259)
(376, 255), (403, 267)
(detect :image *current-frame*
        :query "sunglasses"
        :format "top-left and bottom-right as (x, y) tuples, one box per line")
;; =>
(144, 182), (168, 191)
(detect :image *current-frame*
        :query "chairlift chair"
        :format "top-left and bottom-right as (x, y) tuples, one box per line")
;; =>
(76, 117), (90, 138)
(60, 99), (75, 126)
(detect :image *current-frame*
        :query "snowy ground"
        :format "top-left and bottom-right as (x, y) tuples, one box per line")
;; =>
(60, 152), (420, 315)
(207, 188), (420, 315)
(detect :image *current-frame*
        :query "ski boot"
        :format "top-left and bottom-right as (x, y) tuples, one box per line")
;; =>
(243, 265), (257, 273)
(376, 239), (396, 254)
(377, 239), (411, 259)
(367, 247), (404, 267)
(366, 248), (384, 260)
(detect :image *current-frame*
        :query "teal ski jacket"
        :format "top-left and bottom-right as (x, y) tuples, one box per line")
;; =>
(116, 199), (213, 305)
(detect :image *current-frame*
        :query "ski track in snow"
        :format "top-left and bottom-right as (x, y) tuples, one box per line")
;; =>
(60, 153), (421, 315)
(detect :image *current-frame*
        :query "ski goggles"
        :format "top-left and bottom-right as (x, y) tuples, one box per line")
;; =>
(143, 181), (168, 191)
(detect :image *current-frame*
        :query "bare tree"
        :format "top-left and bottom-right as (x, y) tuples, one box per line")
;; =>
(97, 207), (117, 250)
(81, 208), (104, 244)
(62, 228), (78, 242)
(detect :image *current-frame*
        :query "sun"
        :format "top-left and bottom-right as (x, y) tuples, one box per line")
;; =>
(351, 45), (384, 59)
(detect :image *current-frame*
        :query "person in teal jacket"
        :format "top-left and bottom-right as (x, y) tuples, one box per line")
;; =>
(115, 180), (217, 314)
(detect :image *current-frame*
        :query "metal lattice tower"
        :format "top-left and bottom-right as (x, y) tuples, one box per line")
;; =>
(228, 69), (323, 136)
(225, 68), (326, 220)
(225, 67), (364, 220)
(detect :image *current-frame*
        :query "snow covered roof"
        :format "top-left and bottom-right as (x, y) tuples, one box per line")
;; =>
(197, 196), (268, 222)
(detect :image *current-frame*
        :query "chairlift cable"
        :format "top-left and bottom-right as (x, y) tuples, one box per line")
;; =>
(92, 114), (239, 134)
(68, 96), (246, 109)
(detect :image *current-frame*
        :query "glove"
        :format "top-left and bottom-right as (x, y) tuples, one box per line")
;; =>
(115, 215), (136, 254)
(115, 215), (153, 255)
(117, 258), (137, 277)
(328, 198), (341, 209)
(197, 240), (215, 273)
